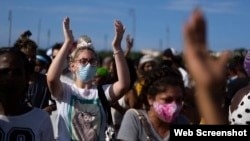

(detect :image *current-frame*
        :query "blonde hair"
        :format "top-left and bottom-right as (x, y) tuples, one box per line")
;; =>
(70, 47), (98, 81)
(77, 35), (94, 48)
(70, 35), (96, 61)
(71, 47), (97, 61)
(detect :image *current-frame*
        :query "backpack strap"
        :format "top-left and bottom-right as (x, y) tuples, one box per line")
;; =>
(97, 85), (113, 125)
(132, 109), (153, 141)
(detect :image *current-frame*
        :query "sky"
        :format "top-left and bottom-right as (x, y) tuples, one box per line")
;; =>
(1, 0), (250, 53)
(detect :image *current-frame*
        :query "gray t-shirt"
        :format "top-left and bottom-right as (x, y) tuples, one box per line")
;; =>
(117, 108), (189, 141)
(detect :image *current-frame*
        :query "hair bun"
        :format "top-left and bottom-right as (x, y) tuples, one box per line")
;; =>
(76, 35), (94, 49)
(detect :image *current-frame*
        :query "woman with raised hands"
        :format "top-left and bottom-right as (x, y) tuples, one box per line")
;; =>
(47, 17), (130, 140)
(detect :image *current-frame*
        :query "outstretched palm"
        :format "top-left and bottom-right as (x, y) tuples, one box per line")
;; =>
(63, 17), (74, 44)
(112, 20), (125, 48)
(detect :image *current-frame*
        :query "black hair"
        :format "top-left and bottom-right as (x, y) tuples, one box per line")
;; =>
(0, 47), (29, 75)
(135, 66), (184, 110)
(13, 30), (38, 50)
(108, 57), (137, 89)
(52, 42), (63, 52)
(163, 48), (174, 59)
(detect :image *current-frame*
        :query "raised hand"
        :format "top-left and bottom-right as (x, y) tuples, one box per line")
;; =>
(183, 9), (230, 90)
(126, 34), (134, 50)
(183, 8), (231, 124)
(63, 17), (74, 44)
(112, 20), (125, 49)
(124, 34), (134, 57)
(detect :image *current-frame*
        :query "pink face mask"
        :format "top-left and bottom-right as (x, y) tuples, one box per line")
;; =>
(153, 101), (182, 123)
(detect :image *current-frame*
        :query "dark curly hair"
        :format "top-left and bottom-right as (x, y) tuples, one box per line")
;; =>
(135, 66), (185, 110)
(13, 30), (38, 50)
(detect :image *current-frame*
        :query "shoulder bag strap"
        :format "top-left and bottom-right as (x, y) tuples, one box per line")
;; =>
(132, 109), (153, 141)
(97, 85), (113, 125)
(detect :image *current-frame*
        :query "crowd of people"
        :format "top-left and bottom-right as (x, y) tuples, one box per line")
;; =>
(0, 8), (250, 141)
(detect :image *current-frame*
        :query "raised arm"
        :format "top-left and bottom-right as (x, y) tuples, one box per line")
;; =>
(47, 17), (74, 100)
(124, 34), (134, 57)
(110, 20), (130, 101)
(183, 9), (230, 124)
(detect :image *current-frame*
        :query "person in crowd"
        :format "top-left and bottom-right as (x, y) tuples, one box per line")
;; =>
(34, 50), (51, 74)
(101, 33), (134, 84)
(228, 50), (250, 125)
(96, 29), (136, 139)
(159, 48), (175, 68)
(124, 34), (134, 58)
(138, 55), (158, 77)
(102, 56), (113, 70)
(13, 30), (55, 114)
(160, 48), (191, 88)
(94, 34), (138, 132)
(117, 67), (189, 141)
(228, 84), (250, 125)
(134, 54), (158, 98)
(92, 66), (110, 86)
(224, 56), (249, 113)
(183, 8), (231, 124)
(160, 49), (200, 124)
(109, 57), (138, 132)
(0, 47), (54, 140)
(51, 42), (74, 84)
(46, 17), (130, 140)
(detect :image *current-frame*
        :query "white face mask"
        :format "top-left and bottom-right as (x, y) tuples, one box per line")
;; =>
(228, 92), (250, 125)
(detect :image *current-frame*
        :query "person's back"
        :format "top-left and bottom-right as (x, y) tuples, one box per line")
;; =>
(0, 47), (54, 140)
